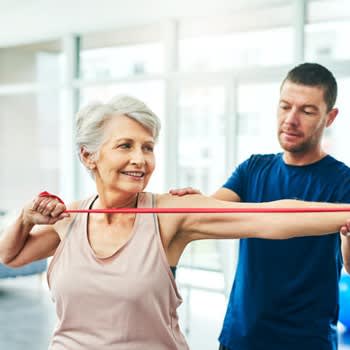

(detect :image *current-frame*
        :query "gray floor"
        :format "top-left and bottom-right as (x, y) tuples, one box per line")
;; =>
(0, 275), (350, 350)
(0, 275), (56, 350)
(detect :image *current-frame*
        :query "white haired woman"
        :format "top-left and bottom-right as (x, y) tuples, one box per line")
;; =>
(0, 95), (349, 350)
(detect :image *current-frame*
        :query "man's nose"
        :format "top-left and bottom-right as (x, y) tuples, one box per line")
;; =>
(284, 107), (299, 125)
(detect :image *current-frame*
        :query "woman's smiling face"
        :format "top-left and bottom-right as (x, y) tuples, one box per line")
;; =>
(92, 114), (156, 194)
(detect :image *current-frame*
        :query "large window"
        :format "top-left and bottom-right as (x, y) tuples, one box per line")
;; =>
(177, 85), (226, 194)
(80, 25), (164, 80)
(176, 85), (227, 271)
(179, 4), (294, 72)
(0, 92), (61, 211)
(81, 43), (164, 80)
(306, 22), (350, 61)
(180, 27), (294, 72)
(236, 82), (281, 163)
(0, 40), (62, 212)
(306, 0), (350, 61)
(327, 77), (350, 165)
(0, 41), (62, 85)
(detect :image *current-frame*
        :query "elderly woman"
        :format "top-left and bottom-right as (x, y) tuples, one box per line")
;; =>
(0, 95), (349, 350)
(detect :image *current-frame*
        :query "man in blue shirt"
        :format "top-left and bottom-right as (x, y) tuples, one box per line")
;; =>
(172, 63), (350, 350)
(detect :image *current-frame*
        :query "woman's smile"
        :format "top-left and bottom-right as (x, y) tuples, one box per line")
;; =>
(120, 171), (145, 180)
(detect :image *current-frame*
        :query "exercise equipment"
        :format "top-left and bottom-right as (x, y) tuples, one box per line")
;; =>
(339, 272), (350, 330)
(39, 191), (350, 214)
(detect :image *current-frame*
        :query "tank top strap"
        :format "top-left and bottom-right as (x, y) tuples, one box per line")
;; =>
(65, 195), (97, 239)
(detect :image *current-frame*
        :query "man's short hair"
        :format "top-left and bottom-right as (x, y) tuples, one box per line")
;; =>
(282, 62), (337, 111)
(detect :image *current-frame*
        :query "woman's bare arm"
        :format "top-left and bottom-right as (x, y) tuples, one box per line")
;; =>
(157, 194), (350, 244)
(0, 196), (71, 267)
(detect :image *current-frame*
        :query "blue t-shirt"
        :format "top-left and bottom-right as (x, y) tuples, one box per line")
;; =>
(219, 153), (350, 350)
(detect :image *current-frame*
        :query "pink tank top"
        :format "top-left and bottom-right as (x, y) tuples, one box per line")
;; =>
(47, 192), (189, 350)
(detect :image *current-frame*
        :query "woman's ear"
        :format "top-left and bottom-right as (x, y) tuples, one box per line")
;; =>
(80, 147), (96, 170)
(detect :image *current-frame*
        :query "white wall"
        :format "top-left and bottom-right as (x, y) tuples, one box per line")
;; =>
(0, 49), (37, 83)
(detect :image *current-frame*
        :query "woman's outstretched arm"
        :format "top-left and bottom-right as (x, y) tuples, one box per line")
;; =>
(156, 194), (350, 242)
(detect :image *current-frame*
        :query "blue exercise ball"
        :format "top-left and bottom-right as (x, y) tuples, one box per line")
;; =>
(339, 273), (350, 330)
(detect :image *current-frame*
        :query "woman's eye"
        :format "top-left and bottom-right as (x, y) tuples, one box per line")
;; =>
(119, 143), (131, 149)
(144, 145), (154, 152)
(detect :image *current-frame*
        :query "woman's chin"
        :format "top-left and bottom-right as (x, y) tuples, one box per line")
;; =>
(119, 182), (147, 194)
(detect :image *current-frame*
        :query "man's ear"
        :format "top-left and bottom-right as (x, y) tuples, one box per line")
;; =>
(326, 107), (338, 127)
(80, 147), (96, 170)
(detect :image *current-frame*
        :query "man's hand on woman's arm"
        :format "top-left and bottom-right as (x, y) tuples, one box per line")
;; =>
(169, 187), (201, 196)
(340, 219), (350, 274)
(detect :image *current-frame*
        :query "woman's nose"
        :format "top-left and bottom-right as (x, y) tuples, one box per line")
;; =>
(130, 149), (146, 166)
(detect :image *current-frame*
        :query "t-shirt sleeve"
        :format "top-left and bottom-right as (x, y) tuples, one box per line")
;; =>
(222, 157), (251, 199)
(334, 167), (350, 203)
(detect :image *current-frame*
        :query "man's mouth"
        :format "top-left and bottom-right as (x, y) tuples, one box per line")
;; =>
(281, 130), (301, 138)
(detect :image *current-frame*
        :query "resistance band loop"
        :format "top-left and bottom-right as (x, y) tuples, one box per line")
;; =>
(65, 207), (350, 213)
(38, 191), (350, 214)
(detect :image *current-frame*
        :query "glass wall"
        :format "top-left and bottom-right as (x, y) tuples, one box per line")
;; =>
(328, 77), (350, 165)
(0, 41), (62, 85)
(236, 82), (281, 163)
(180, 27), (294, 72)
(306, 0), (350, 61)
(0, 40), (62, 213)
(81, 43), (163, 80)
(176, 85), (227, 298)
(80, 24), (164, 78)
(177, 85), (226, 194)
(0, 93), (60, 211)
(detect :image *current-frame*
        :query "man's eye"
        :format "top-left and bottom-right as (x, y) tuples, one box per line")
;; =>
(280, 105), (289, 110)
(304, 110), (314, 115)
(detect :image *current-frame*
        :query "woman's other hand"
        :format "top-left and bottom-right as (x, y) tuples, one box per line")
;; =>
(23, 195), (69, 225)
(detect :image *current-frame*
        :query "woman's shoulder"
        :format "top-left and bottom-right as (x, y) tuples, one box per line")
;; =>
(153, 192), (204, 208)
(153, 192), (179, 207)
(66, 198), (89, 210)
(68, 194), (98, 210)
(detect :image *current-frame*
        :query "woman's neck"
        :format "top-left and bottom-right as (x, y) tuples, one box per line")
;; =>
(94, 191), (138, 210)
(91, 192), (138, 224)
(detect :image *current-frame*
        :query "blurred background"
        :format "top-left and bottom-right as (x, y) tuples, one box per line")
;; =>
(1, 0), (350, 349)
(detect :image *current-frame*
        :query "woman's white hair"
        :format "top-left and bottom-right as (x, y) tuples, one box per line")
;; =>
(76, 94), (161, 176)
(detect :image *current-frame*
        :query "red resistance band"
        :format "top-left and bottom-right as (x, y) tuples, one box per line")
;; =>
(39, 191), (65, 204)
(38, 191), (350, 214)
